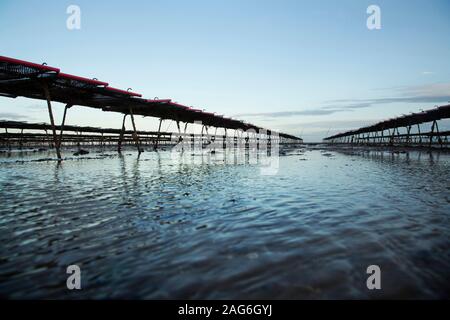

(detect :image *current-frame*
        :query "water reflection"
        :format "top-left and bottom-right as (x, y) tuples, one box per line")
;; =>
(0, 146), (449, 299)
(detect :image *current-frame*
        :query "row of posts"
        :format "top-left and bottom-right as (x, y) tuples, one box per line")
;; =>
(327, 121), (447, 148)
(14, 82), (288, 161)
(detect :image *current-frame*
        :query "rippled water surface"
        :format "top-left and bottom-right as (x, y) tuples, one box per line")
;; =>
(0, 146), (449, 299)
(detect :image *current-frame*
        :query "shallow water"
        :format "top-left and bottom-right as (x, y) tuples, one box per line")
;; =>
(0, 146), (449, 299)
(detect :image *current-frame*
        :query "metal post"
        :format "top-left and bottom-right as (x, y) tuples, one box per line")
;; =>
(118, 114), (127, 153)
(417, 124), (422, 146)
(257, 131), (260, 150)
(176, 121), (183, 144)
(245, 131), (249, 149)
(42, 83), (62, 160)
(201, 125), (205, 148)
(389, 129), (395, 146)
(44, 129), (48, 147)
(434, 121), (443, 148)
(406, 126), (411, 146)
(429, 121), (436, 148)
(154, 118), (163, 150)
(5, 128), (11, 151)
(58, 103), (73, 148)
(78, 131), (82, 150)
(19, 128), (24, 149)
(129, 107), (142, 154)
(183, 122), (190, 150)
(205, 126), (210, 145)
(223, 128), (227, 150)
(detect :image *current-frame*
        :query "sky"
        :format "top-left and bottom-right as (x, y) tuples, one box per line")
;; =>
(1, 0), (449, 141)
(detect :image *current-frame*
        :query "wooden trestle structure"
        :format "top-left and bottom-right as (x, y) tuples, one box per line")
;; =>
(0, 56), (302, 159)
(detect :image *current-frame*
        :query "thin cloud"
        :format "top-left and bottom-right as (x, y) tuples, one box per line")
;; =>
(0, 112), (32, 120)
(22, 104), (45, 110)
(235, 108), (349, 117)
(322, 102), (372, 110)
(286, 119), (378, 130)
(402, 82), (450, 97)
(234, 82), (450, 119)
(327, 95), (450, 110)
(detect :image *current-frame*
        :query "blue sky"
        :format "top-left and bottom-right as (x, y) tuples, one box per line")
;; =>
(1, 0), (449, 141)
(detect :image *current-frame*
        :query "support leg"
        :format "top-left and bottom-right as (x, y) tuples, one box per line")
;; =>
(205, 126), (210, 145)
(201, 125), (205, 148)
(154, 118), (163, 150)
(183, 122), (190, 150)
(5, 128), (11, 151)
(176, 121), (183, 144)
(211, 127), (217, 144)
(18, 128), (24, 149)
(42, 83), (62, 160)
(58, 103), (73, 148)
(417, 124), (422, 146)
(118, 114), (127, 153)
(429, 121), (436, 148)
(129, 107), (143, 154)
(434, 121), (443, 148)
(223, 128), (227, 150)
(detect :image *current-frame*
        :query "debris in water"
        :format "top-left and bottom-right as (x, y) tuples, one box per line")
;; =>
(73, 149), (89, 156)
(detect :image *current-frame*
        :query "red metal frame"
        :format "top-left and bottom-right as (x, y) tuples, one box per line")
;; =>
(104, 86), (142, 97)
(184, 107), (202, 112)
(169, 102), (190, 109)
(146, 99), (172, 103)
(58, 73), (109, 86)
(0, 56), (60, 73)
